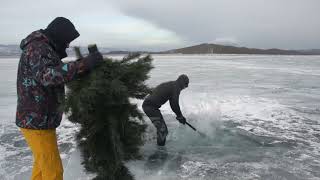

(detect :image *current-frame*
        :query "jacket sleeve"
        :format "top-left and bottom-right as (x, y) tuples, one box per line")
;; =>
(29, 46), (88, 87)
(169, 85), (183, 117)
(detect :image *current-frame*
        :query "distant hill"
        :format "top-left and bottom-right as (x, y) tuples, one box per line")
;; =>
(163, 43), (320, 55)
(0, 45), (20, 56)
(106, 50), (154, 55)
(66, 46), (116, 56)
(0, 44), (115, 57)
(1, 43), (319, 56)
(298, 49), (320, 55)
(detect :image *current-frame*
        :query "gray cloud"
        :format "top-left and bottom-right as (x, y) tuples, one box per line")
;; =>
(108, 0), (320, 49)
(0, 0), (319, 50)
(0, 0), (184, 50)
(0, 0), (121, 45)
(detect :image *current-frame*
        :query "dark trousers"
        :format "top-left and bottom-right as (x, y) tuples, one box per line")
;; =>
(142, 101), (168, 146)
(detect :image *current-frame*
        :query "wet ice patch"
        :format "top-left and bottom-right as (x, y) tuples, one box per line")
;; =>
(0, 117), (80, 180)
(179, 161), (217, 179)
(217, 95), (320, 166)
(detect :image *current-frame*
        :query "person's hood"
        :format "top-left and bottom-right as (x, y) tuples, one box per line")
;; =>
(176, 74), (189, 89)
(20, 30), (49, 50)
(43, 17), (80, 59)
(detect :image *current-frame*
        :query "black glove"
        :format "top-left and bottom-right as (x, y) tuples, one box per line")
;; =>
(176, 116), (186, 125)
(83, 51), (103, 70)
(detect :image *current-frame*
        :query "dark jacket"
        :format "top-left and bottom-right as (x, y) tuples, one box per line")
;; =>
(143, 76), (188, 117)
(16, 30), (89, 129)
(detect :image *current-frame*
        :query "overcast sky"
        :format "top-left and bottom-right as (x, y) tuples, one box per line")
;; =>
(0, 0), (319, 50)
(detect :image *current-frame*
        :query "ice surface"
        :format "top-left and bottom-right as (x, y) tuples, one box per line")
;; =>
(1, 55), (320, 179)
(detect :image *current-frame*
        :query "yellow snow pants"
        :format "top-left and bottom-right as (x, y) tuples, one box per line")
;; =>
(20, 128), (63, 180)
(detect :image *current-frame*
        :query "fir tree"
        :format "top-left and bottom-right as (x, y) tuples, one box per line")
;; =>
(64, 45), (153, 179)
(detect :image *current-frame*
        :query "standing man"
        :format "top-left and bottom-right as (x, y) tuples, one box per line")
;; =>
(142, 74), (189, 146)
(16, 17), (102, 180)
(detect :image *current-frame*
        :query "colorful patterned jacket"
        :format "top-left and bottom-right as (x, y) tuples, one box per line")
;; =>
(16, 30), (88, 129)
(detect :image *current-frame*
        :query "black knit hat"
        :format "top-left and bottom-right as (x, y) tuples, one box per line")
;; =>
(44, 17), (80, 58)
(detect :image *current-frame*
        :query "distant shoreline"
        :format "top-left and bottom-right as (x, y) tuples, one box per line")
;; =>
(2, 54), (320, 59)
(0, 55), (20, 58)
(2, 43), (320, 57)
(108, 53), (320, 56)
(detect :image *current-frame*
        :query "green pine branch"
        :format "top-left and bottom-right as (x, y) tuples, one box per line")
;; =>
(64, 48), (153, 179)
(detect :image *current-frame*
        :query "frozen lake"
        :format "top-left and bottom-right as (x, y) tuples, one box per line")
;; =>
(1, 54), (320, 180)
